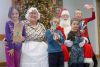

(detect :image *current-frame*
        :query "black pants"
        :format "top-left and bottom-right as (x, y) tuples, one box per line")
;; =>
(84, 63), (90, 67)
(92, 54), (98, 67)
(49, 52), (64, 67)
(70, 63), (84, 67)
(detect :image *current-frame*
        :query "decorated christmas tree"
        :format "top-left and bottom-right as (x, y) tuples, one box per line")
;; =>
(14, 0), (63, 29)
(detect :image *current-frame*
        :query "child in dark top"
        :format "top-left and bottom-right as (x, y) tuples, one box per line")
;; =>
(65, 18), (85, 67)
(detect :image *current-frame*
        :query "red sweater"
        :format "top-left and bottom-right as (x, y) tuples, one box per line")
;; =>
(81, 11), (95, 38)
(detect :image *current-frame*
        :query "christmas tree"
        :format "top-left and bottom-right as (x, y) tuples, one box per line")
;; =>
(18, 0), (60, 29)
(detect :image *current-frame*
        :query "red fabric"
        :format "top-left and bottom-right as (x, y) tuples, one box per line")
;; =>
(62, 44), (70, 61)
(84, 43), (94, 58)
(56, 8), (67, 18)
(81, 11), (95, 38)
(56, 26), (66, 39)
(56, 26), (70, 61)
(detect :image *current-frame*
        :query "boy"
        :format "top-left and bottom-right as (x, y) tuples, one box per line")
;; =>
(45, 18), (64, 67)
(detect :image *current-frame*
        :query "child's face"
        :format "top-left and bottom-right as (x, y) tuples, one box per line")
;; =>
(50, 19), (59, 26)
(71, 20), (79, 31)
(50, 18), (59, 30)
(75, 10), (82, 20)
(11, 8), (19, 21)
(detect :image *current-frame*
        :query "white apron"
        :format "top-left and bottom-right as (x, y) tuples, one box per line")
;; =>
(20, 41), (48, 67)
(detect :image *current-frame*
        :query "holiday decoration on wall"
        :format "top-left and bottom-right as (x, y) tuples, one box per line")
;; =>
(12, 0), (63, 29)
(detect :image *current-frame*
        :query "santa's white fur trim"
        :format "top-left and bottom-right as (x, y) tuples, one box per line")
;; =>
(84, 58), (93, 63)
(83, 37), (88, 43)
(64, 62), (68, 67)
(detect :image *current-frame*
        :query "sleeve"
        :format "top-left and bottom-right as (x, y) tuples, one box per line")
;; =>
(56, 26), (66, 39)
(67, 32), (75, 41)
(84, 11), (95, 24)
(22, 25), (26, 37)
(45, 30), (54, 42)
(5, 22), (14, 49)
(59, 31), (64, 44)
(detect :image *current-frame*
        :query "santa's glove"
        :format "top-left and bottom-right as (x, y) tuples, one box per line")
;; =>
(83, 37), (89, 43)
(64, 40), (73, 47)
(79, 39), (85, 47)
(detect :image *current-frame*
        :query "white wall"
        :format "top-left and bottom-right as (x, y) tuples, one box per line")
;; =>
(0, 0), (12, 62)
(63, 0), (99, 55)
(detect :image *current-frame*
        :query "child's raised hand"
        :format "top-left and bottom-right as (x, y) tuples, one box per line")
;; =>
(84, 4), (94, 10)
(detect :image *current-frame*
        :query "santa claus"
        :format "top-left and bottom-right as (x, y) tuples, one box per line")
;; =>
(60, 9), (71, 38)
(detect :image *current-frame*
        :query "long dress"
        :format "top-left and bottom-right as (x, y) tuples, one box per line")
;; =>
(20, 20), (48, 67)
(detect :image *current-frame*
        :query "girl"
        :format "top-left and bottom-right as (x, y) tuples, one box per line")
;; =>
(5, 7), (26, 67)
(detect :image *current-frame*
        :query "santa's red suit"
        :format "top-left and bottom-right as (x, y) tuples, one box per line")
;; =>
(56, 26), (70, 61)
(84, 43), (94, 63)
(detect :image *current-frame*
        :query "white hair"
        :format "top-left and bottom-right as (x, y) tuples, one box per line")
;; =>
(25, 7), (40, 20)
(60, 10), (71, 36)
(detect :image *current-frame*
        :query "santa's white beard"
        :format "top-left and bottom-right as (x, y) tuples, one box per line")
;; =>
(60, 18), (71, 37)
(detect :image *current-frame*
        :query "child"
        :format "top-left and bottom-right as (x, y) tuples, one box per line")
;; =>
(65, 18), (85, 67)
(55, 18), (70, 67)
(45, 17), (64, 67)
(5, 7), (26, 67)
(74, 4), (97, 67)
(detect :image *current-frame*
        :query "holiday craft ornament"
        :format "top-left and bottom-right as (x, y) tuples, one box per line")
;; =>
(13, 23), (24, 43)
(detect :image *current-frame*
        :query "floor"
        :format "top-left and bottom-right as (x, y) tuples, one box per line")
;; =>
(0, 58), (100, 67)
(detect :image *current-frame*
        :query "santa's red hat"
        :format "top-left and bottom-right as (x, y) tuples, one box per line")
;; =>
(56, 8), (69, 18)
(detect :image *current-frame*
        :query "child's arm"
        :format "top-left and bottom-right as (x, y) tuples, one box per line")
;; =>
(83, 6), (95, 24)
(45, 29), (54, 43)
(64, 32), (73, 47)
(5, 22), (14, 49)
(58, 31), (64, 44)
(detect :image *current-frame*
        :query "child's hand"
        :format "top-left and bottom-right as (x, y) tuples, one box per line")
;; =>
(53, 33), (60, 41)
(84, 4), (94, 10)
(8, 49), (14, 57)
(79, 39), (85, 47)
(80, 30), (85, 33)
